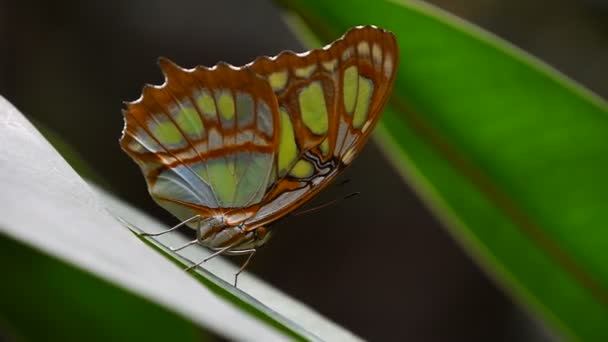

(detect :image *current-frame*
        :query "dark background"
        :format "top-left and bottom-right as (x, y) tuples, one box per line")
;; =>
(1, 0), (607, 340)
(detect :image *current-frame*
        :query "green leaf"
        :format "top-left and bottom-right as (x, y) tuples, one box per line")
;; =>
(278, 0), (608, 340)
(0, 96), (359, 341)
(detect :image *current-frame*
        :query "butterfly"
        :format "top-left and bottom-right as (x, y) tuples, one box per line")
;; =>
(120, 25), (398, 285)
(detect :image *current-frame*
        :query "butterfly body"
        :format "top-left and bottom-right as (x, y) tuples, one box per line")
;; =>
(120, 26), (397, 263)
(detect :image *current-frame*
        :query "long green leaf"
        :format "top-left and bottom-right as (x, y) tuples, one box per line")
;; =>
(0, 96), (286, 341)
(0, 95), (362, 341)
(278, 0), (608, 340)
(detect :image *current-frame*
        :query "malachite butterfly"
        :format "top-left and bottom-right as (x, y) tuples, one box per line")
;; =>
(120, 26), (398, 285)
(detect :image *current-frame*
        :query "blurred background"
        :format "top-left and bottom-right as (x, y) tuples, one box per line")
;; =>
(1, 0), (607, 340)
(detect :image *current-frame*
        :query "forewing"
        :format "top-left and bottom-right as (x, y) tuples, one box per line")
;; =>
(120, 59), (281, 224)
(246, 25), (398, 227)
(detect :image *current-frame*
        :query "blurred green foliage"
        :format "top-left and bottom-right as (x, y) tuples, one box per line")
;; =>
(280, 0), (608, 340)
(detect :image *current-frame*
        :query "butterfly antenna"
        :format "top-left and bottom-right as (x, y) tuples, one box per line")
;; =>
(336, 178), (351, 187)
(292, 192), (360, 217)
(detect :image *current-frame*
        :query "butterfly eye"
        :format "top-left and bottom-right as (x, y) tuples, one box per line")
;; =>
(254, 226), (268, 240)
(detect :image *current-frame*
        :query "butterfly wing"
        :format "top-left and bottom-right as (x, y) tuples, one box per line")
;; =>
(244, 25), (398, 228)
(120, 60), (282, 226)
(120, 25), (397, 231)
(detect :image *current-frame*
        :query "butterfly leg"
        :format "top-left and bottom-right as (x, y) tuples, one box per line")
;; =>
(170, 239), (198, 252)
(141, 215), (200, 237)
(184, 242), (237, 272)
(233, 249), (256, 287)
(169, 216), (203, 251)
